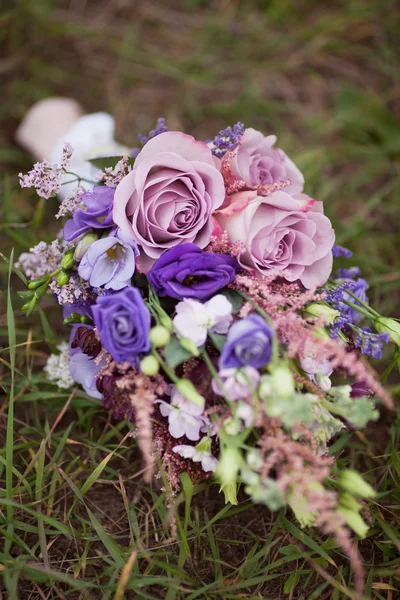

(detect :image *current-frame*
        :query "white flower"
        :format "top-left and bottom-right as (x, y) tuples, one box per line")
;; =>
(158, 388), (205, 441)
(173, 441), (218, 473)
(173, 295), (233, 347)
(44, 342), (74, 389)
(51, 113), (129, 199)
(301, 356), (333, 391)
(212, 366), (260, 400)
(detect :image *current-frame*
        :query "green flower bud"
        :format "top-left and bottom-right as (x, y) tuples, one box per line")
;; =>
(339, 469), (376, 499)
(140, 355), (160, 376)
(338, 492), (362, 512)
(160, 314), (173, 331)
(28, 275), (50, 290)
(80, 315), (93, 325)
(149, 325), (171, 348)
(270, 366), (295, 399)
(223, 417), (241, 436)
(74, 232), (99, 261)
(61, 250), (75, 270)
(216, 446), (243, 505)
(247, 449), (263, 470)
(33, 283), (49, 298)
(338, 507), (369, 539)
(179, 337), (200, 356)
(176, 379), (205, 408)
(57, 270), (70, 287)
(219, 482), (238, 506)
(375, 317), (400, 346)
(304, 303), (340, 325)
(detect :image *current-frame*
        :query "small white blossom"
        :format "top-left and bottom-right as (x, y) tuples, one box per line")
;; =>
(173, 295), (233, 347)
(212, 366), (260, 400)
(158, 388), (205, 441)
(173, 440), (218, 473)
(44, 342), (74, 389)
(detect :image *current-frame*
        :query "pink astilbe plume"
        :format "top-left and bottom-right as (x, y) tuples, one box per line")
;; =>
(257, 429), (365, 595)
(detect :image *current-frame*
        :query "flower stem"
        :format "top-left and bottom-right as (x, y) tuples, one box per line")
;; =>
(151, 348), (178, 384)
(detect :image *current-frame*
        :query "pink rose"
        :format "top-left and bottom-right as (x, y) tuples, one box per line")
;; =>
(230, 128), (304, 194)
(113, 132), (225, 271)
(215, 190), (335, 289)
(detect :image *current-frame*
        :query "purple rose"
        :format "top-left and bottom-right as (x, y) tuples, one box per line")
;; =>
(92, 287), (151, 366)
(230, 128), (304, 194)
(113, 131), (225, 272)
(64, 186), (115, 241)
(219, 314), (274, 369)
(147, 243), (239, 301)
(78, 236), (138, 290)
(216, 190), (335, 289)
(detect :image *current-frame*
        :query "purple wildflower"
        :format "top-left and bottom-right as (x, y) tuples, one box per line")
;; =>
(332, 245), (353, 258)
(337, 266), (362, 279)
(353, 328), (390, 359)
(78, 236), (138, 290)
(219, 314), (274, 370)
(210, 122), (245, 158)
(137, 118), (169, 146)
(63, 186), (115, 241)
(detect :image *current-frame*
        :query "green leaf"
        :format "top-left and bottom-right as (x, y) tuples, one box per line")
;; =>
(219, 287), (243, 314)
(164, 336), (193, 369)
(208, 332), (226, 352)
(88, 155), (134, 171)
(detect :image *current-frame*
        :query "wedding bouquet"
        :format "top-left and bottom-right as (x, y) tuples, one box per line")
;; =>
(16, 118), (399, 593)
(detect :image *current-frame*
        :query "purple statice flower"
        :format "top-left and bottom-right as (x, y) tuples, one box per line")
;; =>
(210, 122), (245, 158)
(147, 243), (239, 301)
(78, 236), (138, 290)
(219, 314), (274, 370)
(19, 159), (61, 199)
(338, 277), (369, 325)
(19, 143), (73, 199)
(332, 245), (353, 258)
(325, 280), (356, 304)
(137, 118), (168, 147)
(64, 186), (115, 241)
(353, 327), (390, 359)
(92, 287), (151, 366)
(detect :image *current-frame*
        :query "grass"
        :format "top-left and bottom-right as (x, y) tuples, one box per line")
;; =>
(0, 0), (400, 598)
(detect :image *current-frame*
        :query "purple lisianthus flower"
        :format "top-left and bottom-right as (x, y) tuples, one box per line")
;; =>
(64, 186), (115, 241)
(69, 348), (104, 399)
(78, 236), (138, 290)
(219, 314), (274, 370)
(147, 243), (239, 301)
(92, 287), (151, 366)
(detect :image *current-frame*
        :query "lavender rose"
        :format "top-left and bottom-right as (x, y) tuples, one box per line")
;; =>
(147, 243), (239, 301)
(113, 131), (225, 272)
(219, 314), (274, 370)
(215, 190), (335, 289)
(78, 236), (138, 290)
(64, 186), (115, 241)
(92, 287), (151, 366)
(230, 128), (304, 194)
